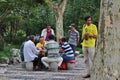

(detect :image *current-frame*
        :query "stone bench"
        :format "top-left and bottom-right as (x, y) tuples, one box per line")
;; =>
(50, 62), (58, 72)
(60, 60), (77, 70)
(67, 60), (77, 70)
(21, 62), (26, 68)
(25, 62), (33, 71)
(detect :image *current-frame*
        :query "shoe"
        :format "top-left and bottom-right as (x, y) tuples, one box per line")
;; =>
(34, 66), (41, 71)
(47, 66), (51, 70)
(82, 74), (90, 78)
(58, 66), (61, 70)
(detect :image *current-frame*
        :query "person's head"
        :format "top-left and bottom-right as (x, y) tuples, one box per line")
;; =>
(29, 35), (35, 42)
(46, 23), (51, 31)
(84, 16), (92, 25)
(69, 24), (76, 31)
(26, 36), (30, 41)
(59, 36), (67, 45)
(48, 35), (55, 41)
(39, 36), (44, 43)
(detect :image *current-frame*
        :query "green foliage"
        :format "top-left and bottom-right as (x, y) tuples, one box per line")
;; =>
(63, 0), (100, 46)
(0, 44), (12, 59)
(0, 0), (100, 45)
(12, 30), (26, 44)
(0, 0), (101, 59)
(0, 35), (4, 51)
(0, 43), (20, 59)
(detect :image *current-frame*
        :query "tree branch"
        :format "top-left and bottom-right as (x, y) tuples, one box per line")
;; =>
(58, 0), (67, 14)
(45, 0), (58, 15)
(45, 0), (67, 16)
(45, 0), (54, 7)
(0, 8), (11, 22)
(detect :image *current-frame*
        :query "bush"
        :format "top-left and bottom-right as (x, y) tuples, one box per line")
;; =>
(0, 44), (12, 59)
(4, 30), (26, 45)
(15, 30), (26, 44)
(0, 36), (4, 51)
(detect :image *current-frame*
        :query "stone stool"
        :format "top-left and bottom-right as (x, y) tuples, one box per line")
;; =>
(25, 62), (33, 71)
(67, 60), (77, 70)
(50, 62), (58, 72)
(21, 62), (26, 68)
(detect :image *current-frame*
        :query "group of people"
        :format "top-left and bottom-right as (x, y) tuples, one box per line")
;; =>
(20, 16), (98, 78)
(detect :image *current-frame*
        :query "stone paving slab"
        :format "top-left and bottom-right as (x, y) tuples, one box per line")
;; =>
(0, 57), (89, 80)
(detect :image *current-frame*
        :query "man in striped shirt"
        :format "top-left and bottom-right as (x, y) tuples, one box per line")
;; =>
(41, 35), (63, 70)
(68, 24), (80, 55)
(59, 37), (75, 61)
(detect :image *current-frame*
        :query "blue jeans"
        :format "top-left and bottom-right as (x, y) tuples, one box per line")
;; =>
(69, 44), (76, 55)
(62, 54), (75, 61)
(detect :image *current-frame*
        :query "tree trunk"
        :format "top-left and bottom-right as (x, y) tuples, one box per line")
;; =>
(52, 0), (67, 41)
(55, 10), (64, 41)
(91, 0), (120, 80)
(45, 0), (67, 40)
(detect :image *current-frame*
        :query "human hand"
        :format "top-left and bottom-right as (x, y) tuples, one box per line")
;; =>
(84, 33), (90, 40)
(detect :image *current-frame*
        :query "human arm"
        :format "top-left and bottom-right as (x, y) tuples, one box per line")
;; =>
(86, 25), (98, 39)
(51, 29), (55, 35)
(41, 29), (46, 40)
(59, 48), (64, 53)
(91, 25), (98, 39)
(41, 29), (45, 37)
(76, 31), (80, 43)
(89, 34), (97, 39)
(82, 26), (86, 40)
(31, 42), (40, 55)
(82, 32), (97, 40)
(82, 25), (98, 40)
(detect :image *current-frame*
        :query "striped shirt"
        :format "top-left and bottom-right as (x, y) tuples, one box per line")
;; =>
(46, 40), (60, 58)
(61, 42), (74, 59)
(68, 30), (79, 46)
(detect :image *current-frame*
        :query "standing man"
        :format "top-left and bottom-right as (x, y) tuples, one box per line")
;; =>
(23, 35), (40, 70)
(82, 16), (98, 78)
(41, 23), (55, 41)
(68, 24), (80, 56)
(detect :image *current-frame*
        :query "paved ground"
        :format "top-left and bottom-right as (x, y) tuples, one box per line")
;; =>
(0, 56), (89, 80)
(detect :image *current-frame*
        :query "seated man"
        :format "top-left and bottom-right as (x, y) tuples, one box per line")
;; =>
(36, 36), (46, 69)
(41, 35), (63, 70)
(36, 36), (46, 56)
(20, 36), (29, 62)
(23, 35), (40, 70)
(59, 37), (75, 61)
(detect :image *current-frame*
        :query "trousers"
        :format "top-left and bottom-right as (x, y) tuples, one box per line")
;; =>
(82, 47), (95, 74)
(41, 57), (63, 67)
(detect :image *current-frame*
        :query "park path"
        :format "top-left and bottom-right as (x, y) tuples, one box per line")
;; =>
(0, 56), (89, 80)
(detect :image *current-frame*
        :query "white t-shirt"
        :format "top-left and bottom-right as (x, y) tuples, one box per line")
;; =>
(23, 40), (40, 62)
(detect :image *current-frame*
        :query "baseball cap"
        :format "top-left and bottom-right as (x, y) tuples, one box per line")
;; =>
(69, 24), (76, 28)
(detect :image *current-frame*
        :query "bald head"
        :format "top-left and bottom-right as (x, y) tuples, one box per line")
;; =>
(59, 36), (67, 45)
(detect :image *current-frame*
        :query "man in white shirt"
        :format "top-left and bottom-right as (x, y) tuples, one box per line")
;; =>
(23, 35), (40, 70)
(41, 23), (54, 41)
